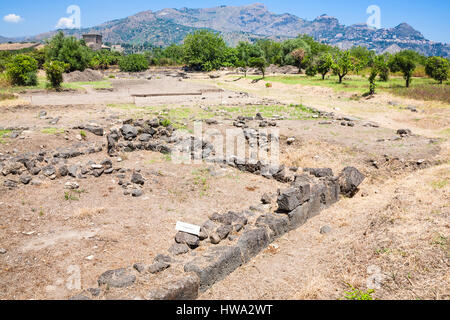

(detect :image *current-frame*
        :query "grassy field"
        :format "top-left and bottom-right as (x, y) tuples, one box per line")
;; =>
(248, 74), (450, 103)
(62, 81), (113, 90)
(108, 103), (321, 129)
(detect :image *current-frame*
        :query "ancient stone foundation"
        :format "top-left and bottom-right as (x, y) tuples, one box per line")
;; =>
(71, 158), (364, 300)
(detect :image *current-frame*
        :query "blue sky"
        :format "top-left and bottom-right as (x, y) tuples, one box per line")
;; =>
(1, 0), (449, 43)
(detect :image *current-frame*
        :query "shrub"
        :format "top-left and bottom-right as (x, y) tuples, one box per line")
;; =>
(6, 54), (38, 86)
(44, 60), (69, 89)
(265, 82), (272, 88)
(27, 49), (46, 69)
(0, 72), (11, 87)
(344, 286), (375, 300)
(160, 118), (172, 128)
(89, 52), (112, 70)
(119, 54), (149, 72)
(425, 56), (449, 84)
(305, 65), (317, 76)
(0, 52), (13, 72)
(374, 55), (390, 82)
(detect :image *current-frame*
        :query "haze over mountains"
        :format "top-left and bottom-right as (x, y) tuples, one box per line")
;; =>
(2, 3), (449, 57)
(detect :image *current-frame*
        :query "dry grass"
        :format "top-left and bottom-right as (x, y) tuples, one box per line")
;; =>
(200, 163), (449, 301)
(281, 140), (357, 173)
(73, 207), (106, 220)
(291, 276), (329, 300)
(390, 84), (450, 104)
(320, 164), (450, 300)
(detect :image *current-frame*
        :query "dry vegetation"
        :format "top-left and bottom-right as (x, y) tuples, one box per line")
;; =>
(0, 68), (449, 300)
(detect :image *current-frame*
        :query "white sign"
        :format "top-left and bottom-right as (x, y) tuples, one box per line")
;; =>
(176, 222), (201, 236)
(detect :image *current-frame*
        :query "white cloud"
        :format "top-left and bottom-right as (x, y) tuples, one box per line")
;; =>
(3, 14), (23, 23)
(55, 17), (76, 29)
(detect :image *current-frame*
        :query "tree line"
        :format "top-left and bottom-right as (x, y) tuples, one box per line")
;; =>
(1, 30), (449, 92)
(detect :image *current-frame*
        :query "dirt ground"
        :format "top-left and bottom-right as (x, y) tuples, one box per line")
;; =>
(0, 70), (448, 300)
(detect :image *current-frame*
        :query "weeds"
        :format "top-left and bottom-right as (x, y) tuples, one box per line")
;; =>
(160, 118), (172, 127)
(343, 285), (375, 300)
(192, 168), (210, 196)
(64, 192), (79, 201)
(42, 127), (65, 134)
(430, 178), (448, 190)
(0, 129), (11, 143)
(0, 92), (16, 101)
(432, 234), (448, 249)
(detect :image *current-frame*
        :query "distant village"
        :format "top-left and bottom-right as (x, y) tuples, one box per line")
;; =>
(0, 34), (124, 53)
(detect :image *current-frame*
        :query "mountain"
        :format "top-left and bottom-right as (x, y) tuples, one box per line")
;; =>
(0, 35), (16, 43)
(22, 3), (450, 57)
(155, 3), (306, 37)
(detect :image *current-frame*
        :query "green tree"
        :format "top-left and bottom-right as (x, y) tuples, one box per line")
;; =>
(183, 30), (228, 71)
(297, 35), (331, 57)
(118, 54), (149, 72)
(389, 53), (416, 87)
(235, 41), (263, 75)
(236, 42), (262, 61)
(249, 57), (267, 79)
(44, 60), (69, 90)
(350, 46), (374, 74)
(394, 50), (426, 65)
(425, 56), (449, 84)
(316, 53), (333, 80)
(163, 44), (185, 64)
(332, 51), (354, 83)
(222, 46), (238, 67)
(6, 54), (38, 86)
(255, 39), (283, 65)
(45, 31), (91, 72)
